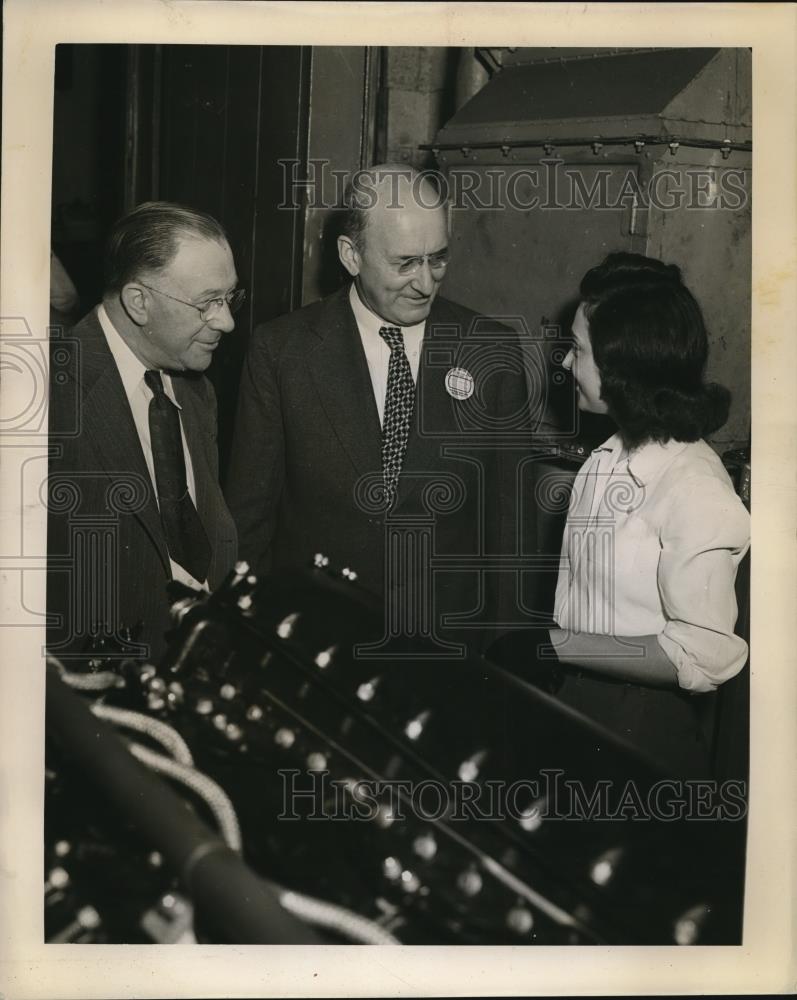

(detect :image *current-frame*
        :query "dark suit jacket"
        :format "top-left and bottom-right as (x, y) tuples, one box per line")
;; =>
(226, 287), (538, 650)
(47, 308), (237, 663)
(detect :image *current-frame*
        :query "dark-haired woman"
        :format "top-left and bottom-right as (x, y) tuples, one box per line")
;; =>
(547, 253), (750, 776)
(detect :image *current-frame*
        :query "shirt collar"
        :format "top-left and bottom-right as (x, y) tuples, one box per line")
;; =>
(97, 303), (181, 408)
(591, 432), (689, 486)
(348, 283), (426, 339)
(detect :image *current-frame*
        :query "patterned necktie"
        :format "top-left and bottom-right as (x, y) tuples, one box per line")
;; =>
(378, 325), (415, 508)
(144, 370), (211, 582)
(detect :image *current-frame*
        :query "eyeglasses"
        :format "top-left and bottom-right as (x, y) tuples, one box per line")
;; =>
(140, 282), (246, 321)
(395, 249), (450, 277)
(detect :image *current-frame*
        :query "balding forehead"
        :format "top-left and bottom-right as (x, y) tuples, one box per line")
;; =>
(353, 168), (446, 214)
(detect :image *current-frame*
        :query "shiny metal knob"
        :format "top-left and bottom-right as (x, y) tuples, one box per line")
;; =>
(458, 750), (486, 783)
(674, 903), (711, 945)
(46, 867), (70, 891)
(314, 646), (336, 669)
(589, 847), (623, 887)
(400, 869), (421, 894)
(412, 832), (437, 861)
(382, 856), (402, 881)
(506, 906), (534, 935)
(404, 710), (430, 742)
(518, 798), (545, 833)
(357, 677), (380, 702)
(456, 867), (483, 897)
(276, 612), (300, 638)
(274, 727), (296, 749)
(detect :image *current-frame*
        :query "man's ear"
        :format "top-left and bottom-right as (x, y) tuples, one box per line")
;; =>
(119, 282), (151, 327)
(337, 235), (361, 278)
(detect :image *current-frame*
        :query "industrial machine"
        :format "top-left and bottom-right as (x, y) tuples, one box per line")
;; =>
(45, 558), (747, 945)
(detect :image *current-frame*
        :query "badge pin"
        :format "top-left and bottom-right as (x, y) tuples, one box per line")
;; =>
(445, 367), (474, 400)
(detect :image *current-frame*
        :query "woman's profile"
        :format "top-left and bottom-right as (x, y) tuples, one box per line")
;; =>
(522, 253), (750, 776)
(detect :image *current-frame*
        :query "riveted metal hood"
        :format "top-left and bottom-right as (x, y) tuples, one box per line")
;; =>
(433, 48), (751, 154)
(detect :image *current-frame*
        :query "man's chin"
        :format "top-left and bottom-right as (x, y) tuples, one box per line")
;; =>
(396, 299), (434, 324)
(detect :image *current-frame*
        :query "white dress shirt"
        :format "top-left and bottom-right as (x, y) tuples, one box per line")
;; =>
(97, 304), (209, 591)
(554, 433), (750, 693)
(348, 284), (425, 426)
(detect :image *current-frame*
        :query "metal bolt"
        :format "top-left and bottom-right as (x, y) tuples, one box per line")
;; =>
(314, 646), (336, 669)
(306, 751), (327, 771)
(590, 847), (623, 887)
(506, 906), (534, 935)
(382, 856), (402, 881)
(674, 903), (710, 945)
(400, 869), (421, 894)
(413, 832), (437, 861)
(404, 710), (430, 742)
(457, 868), (483, 897)
(357, 677), (379, 702)
(46, 867), (70, 891)
(276, 612), (300, 639)
(518, 799), (544, 832)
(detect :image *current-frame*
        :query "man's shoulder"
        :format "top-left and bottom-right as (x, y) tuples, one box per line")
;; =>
(253, 286), (350, 342)
(430, 295), (518, 338)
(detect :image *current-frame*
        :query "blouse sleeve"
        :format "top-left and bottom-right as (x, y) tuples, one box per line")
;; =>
(656, 474), (750, 693)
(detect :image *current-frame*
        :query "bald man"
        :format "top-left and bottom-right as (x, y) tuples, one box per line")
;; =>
(227, 166), (535, 651)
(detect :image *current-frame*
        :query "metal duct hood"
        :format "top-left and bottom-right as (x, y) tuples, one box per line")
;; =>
(431, 48), (752, 155)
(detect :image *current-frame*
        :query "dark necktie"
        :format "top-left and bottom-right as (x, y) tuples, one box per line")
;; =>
(378, 326), (415, 508)
(144, 370), (211, 582)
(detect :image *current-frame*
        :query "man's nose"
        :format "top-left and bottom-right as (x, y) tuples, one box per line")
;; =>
(411, 261), (437, 296)
(209, 302), (236, 334)
(562, 348), (574, 371)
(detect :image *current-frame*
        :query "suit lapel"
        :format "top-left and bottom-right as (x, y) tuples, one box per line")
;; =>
(305, 289), (383, 479)
(75, 312), (170, 575)
(395, 301), (459, 509)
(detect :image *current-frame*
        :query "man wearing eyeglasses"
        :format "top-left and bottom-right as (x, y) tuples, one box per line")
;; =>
(47, 201), (241, 662)
(227, 165), (536, 653)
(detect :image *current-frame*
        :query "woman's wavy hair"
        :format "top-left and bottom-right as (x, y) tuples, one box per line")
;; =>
(579, 252), (731, 448)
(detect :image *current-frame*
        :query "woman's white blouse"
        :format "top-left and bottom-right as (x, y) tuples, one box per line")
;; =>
(554, 434), (750, 693)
